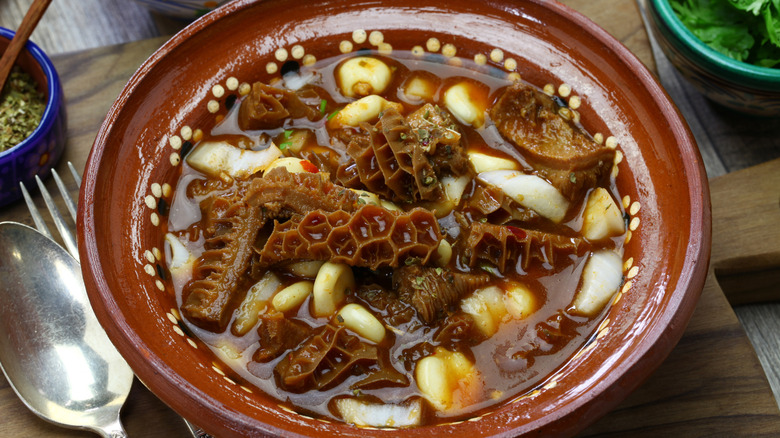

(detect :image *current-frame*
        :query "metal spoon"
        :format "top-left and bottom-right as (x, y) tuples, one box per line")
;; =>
(0, 221), (132, 437)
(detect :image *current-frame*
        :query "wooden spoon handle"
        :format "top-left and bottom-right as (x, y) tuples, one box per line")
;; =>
(0, 0), (53, 91)
(709, 158), (780, 305)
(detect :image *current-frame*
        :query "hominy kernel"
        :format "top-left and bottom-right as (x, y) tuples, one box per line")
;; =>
(162, 183), (173, 197)
(180, 126), (192, 140)
(629, 216), (640, 231)
(558, 83), (571, 97)
(302, 54), (316, 66)
(169, 135), (182, 150)
(507, 72), (521, 82)
(167, 313), (178, 324)
(211, 84), (225, 98)
(630, 201), (641, 215)
(155, 280), (165, 291)
(543, 84), (555, 95)
(447, 57), (463, 67)
(426, 37), (441, 52)
(490, 48), (504, 62)
(504, 58), (517, 70)
(594, 133), (604, 144)
(144, 195), (156, 209)
(606, 136), (618, 149)
(266, 62), (278, 74)
(368, 30), (384, 46)
(378, 42), (392, 55)
(569, 95), (581, 109)
(291, 45), (305, 59)
(339, 40), (353, 53)
(207, 100), (219, 113)
(187, 338), (198, 348)
(622, 195), (631, 208)
(150, 212), (160, 226)
(352, 29), (367, 44)
(238, 82), (251, 96)
(624, 257), (634, 271)
(622, 280), (633, 293)
(226, 77), (239, 90)
(173, 325), (185, 336)
(144, 250), (155, 263)
(144, 264), (155, 276)
(153, 247), (162, 260)
(275, 48), (288, 62)
(628, 266), (639, 279)
(411, 45), (425, 56)
(474, 53), (487, 65)
(151, 183), (162, 198)
(442, 43), (456, 58)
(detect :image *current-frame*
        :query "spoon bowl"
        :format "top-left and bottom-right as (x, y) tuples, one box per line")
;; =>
(0, 221), (132, 437)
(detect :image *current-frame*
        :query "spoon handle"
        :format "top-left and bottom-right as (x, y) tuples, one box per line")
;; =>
(95, 417), (127, 438)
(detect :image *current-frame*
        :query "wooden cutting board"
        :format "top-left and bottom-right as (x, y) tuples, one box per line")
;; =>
(1, 1), (779, 436)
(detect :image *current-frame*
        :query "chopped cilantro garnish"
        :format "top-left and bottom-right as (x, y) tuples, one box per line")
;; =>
(319, 99), (327, 114)
(284, 129), (293, 139)
(327, 109), (340, 121)
(279, 141), (292, 150)
(405, 257), (420, 266)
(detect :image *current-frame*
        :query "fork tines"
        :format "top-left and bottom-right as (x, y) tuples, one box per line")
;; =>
(19, 162), (80, 262)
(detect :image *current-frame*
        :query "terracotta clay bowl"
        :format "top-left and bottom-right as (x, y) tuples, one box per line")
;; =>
(78, 0), (711, 436)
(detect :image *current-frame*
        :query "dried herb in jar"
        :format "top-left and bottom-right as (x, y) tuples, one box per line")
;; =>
(0, 66), (46, 152)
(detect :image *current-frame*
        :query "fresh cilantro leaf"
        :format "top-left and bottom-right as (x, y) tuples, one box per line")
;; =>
(671, 0), (780, 67)
(728, 0), (768, 15)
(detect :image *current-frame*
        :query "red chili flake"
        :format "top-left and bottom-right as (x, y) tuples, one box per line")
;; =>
(300, 160), (319, 173)
(507, 226), (526, 239)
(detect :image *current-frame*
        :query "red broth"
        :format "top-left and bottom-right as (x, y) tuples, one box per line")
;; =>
(165, 52), (626, 426)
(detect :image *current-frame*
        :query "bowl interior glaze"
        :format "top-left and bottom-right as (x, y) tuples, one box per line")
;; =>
(78, 1), (711, 436)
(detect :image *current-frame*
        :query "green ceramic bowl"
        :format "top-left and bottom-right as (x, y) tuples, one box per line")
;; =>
(648, 0), (780, 115)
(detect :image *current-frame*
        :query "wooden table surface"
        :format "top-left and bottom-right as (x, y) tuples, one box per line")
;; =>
(2, 0), (780, 436)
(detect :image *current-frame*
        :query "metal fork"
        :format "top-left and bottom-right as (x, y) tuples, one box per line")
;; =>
(19, 162), (213, 438)
(20, 162), (81, 261)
